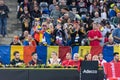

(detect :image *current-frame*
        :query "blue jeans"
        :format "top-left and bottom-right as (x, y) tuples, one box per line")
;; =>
(0, 17), (7, 36)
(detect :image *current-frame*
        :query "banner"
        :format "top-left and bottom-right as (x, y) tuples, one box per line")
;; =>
(72, 46), (79, 58)
(0, 45), (117, 65)
(59, 46), (71, 61)
(80, 61), (98, 80)
(0, 46), (10, 64)
(104, 63), (120, 79)
(103, 46), (114, 62)
(90, 46), (103, 56)
(114, 45), (120, 58)
(47, 46), (59, 63)
(36, 46), (47, 64)
(24, 46), (36, 64)
(78, 46), (91, 59)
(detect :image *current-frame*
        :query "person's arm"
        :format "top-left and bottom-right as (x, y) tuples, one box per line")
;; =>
(112, 29), (120, 40)
(96, 37), (102, 41)
(88, 31), (95, 41)
(88, 37), (95, 41)
(113, 36), (120, 40)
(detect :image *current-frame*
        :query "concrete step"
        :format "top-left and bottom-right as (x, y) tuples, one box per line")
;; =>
(0, 0), (22, 45)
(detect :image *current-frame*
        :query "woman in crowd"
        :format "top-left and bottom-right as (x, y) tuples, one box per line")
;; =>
(48, 51), (61, 65)
(84, 53), (92, 61)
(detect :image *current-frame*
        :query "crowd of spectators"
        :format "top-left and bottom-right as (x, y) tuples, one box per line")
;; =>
(9, 0), (120, 46)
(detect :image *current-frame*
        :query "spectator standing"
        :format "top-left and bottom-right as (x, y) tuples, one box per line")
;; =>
(88, 22), (102, 46)
(112, 21), (120, 44)
(69, 0), (79, 14)
(92, 12), (102, 24)
(0, 0), (9, 37)
(49, 0), (58, 12)
(70, 22), (85, 46)
(61, 7), (75, 21)
(50, 5), (61, 26)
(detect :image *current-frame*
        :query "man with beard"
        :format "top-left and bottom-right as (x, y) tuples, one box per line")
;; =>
(10, 51), (24, 66)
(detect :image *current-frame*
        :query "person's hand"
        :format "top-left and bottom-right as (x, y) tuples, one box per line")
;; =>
(94, 36), (98, 40)
(0, 10), (2, 13)
(16, 63), (23, 66)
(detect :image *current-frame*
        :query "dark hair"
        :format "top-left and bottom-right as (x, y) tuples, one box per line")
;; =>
(113, 52), (119, 57)
(31, 52), (37, 56)
(84, 53), (89, 60)
(62, 7), (69, 11)
(13, 51), (19, 56)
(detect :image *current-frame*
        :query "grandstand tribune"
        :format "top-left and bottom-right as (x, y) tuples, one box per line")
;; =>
(1, 0), (120, 80)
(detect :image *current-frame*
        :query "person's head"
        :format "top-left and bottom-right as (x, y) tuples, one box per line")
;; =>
(42, 22), (48, 30)
(73, 53), (79, 61)
(84, 53), (91, 61)
(98, 53), (103, 60)
(117, 13), (120, 18)
(19, 36), (25, 42)
(113, 52), (119, 62)
(92, 22), (99, 30)
(13, 36), (19, 43)
(13, 51), (20, 60)
(23, 31), (29, 37)
(55, 5), (60, 10)
(108, 36), (114, 43)
(61, 7), (69, 13)
(60, 0), (66, 5)
(46, 17), (51, 23)
(64, 13), (69, 19)
(92, 55), (99, 61)
(24, 0), (28, 3)
(66, 52), (72, 60)
(51, 51), (58, 59)
(73, 22), (80, 30)
(31, 52), (38, 60)
(53, 0), (57, 4)
(103, 7), (107, 12)
(34, 6), (39, 11)
(94, 12), (99, 18)
(0, 0), (4, 5)
(56, 23), (62, 29)
(71, 0), (76, 6)
(28, 35), (33, 41)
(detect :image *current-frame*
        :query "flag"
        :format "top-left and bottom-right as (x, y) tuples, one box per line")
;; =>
(104, 63), (120, 79)
(47, 46), (59, 63)
(90, 46), (103, 56)
(11, 46), (24, 60)
(103, 46), (114, 62)
(24, 46), (36, 64)
(0, 46), (10, 64)
(36, 46), (47, 64)
(59, 46), (71, 61)
(114, 45), (120, 57)
(72, 46), (79, 58)
(78, 46), (91, 59)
